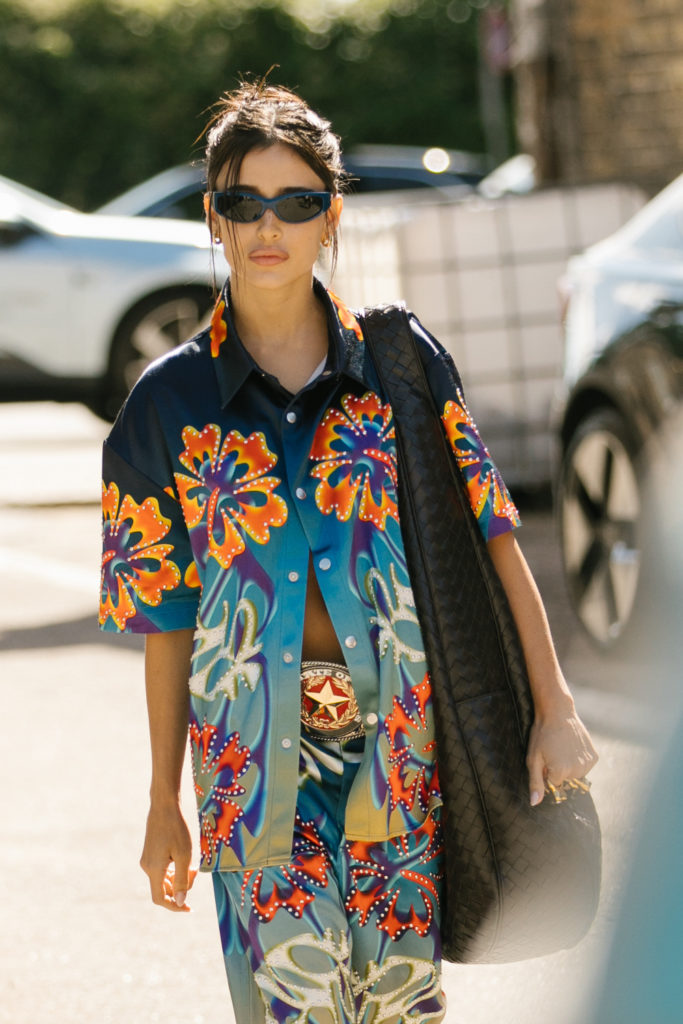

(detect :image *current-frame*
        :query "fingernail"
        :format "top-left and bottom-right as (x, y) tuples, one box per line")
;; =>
(530, 791), (542, 807)
(175, 891), (186, 907)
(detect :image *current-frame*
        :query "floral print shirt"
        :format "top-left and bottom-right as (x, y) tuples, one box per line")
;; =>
(100, 280), (520, 872)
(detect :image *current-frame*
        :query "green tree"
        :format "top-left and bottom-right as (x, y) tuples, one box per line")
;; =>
(0, 0), (506, 209)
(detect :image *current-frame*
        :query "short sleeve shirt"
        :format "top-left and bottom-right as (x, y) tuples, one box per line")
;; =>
(100, 280), (520, 872)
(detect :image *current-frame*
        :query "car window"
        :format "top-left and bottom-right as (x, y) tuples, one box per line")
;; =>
(344, 166), (480, 194)
(146, 190), (205, 222)
(0, 176), (73, 212)
(634, 211), (683, 253)
(348, 175), (434, 193)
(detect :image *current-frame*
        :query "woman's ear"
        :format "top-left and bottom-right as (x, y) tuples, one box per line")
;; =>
(322, 194), (343, 246)
(204, 193), (220, 242)
(329, 194), (343, 234)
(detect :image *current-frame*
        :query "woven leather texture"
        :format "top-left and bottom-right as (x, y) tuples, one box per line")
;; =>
(360, 305), (601, 964)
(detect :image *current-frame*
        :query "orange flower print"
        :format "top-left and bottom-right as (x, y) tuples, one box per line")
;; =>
(328, 290), (364, 341)
(442, 393), (521, 531)
(384, 675), (436, 816)
(100, 481), (181, 630)
(346, 812), (443, 940)
(309, 392), (399, 529)
(240, 814), (331, 922)
(210, 299), (228, 358)
(190, 719), (251, 867)
(175, 424), (288, 569)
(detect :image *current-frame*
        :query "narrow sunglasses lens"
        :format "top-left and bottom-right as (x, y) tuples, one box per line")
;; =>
(277, 194), (326, 222)
(215, 193), (264, 222)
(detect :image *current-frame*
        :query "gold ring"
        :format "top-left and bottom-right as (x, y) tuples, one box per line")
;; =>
(545, 777), (591, 804)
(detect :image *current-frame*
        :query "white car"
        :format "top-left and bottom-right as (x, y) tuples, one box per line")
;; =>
(0, 174), (225, 419)
(556, 172), (683, 650)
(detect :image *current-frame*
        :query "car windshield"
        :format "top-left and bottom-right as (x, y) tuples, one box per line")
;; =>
(613, 173), (683, 254)
(96, 165), (205, 217)
(0, 174), (76, 224)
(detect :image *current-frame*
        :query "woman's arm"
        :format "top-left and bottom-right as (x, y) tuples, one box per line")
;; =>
(139, 628), (196, 911)
(487, 531), (598, 806)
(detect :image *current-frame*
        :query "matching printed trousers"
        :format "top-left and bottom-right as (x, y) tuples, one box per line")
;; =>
(212, 733), (446, 1023)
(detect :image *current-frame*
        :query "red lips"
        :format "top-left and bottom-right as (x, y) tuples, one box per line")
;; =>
(249, 248), (288, 266)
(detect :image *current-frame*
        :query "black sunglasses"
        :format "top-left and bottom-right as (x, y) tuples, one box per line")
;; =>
(211, 190), (332, 224)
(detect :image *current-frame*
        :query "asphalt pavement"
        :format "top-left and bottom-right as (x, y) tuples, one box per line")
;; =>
(0, 402), (669, 1024)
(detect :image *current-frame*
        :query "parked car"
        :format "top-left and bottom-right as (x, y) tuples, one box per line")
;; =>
(0, 174), (223, 419)
(555, 173), (683, 650)
(95, 145), (487, 221)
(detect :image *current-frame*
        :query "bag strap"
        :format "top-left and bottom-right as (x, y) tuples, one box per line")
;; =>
(358, 304), (533, 724)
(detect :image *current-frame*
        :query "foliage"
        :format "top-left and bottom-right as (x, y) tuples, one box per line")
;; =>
(0, 0), (500, 209)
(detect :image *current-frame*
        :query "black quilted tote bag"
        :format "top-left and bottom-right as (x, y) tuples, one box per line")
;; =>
(360, 304), (601, 964)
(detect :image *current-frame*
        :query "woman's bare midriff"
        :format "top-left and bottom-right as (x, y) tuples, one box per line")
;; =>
(301, 554), (345, 663)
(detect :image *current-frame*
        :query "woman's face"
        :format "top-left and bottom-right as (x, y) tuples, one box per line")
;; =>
(206, 142), (342, 294)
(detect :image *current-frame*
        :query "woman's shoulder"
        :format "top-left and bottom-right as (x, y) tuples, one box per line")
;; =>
(358, 302), (451, 364)
(136, 324), (213, 391)
(110, 324), (215, 439)
(405, 311), (447, 361)
(357, 300), (465, 398)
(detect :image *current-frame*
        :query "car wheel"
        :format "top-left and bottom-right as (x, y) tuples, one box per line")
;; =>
(98, 287), (213, 420)
(559, 407), (642, 651)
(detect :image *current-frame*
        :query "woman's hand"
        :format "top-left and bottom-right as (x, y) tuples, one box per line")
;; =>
(140, 800), (196, 911)
(526, 704), (598, 806)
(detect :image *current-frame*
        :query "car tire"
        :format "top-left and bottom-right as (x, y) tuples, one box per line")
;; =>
(95, 287), (214, 420)
(558, 407), (643, 652)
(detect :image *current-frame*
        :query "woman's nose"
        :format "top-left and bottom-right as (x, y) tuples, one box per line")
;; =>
(257, 209), (282, 236)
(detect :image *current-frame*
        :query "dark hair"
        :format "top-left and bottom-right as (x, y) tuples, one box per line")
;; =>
(203, 80), (347, 273)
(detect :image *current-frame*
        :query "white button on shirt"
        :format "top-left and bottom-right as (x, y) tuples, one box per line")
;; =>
(295, 487), (306, 500)
(319, 557), (332, 571)
(344, 635), (357, 649)
(286, 411), (297, 424)
(366, 713), (378, 726)
(288, 571), (299, 583)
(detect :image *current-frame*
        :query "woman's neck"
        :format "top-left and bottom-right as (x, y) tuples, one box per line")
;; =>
(230, 277), (329, 392)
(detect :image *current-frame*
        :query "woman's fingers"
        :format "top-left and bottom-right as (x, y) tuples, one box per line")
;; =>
(162, 863), (198, 910)
(527, 751), (546, 806)
(527, 710), (598, 806)
(140, 805), (195, 911)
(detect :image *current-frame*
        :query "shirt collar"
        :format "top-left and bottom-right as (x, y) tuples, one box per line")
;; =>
(210, 277), (367, 408)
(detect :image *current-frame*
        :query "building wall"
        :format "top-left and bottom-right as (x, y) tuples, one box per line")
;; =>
(512, 0), (683, 194)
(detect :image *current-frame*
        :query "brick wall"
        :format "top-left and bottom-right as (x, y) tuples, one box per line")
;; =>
(512, 0), (683, 194)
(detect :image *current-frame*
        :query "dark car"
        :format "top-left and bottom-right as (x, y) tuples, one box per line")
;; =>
(95, 146), (488, 221)
(555, 173), (683, 650)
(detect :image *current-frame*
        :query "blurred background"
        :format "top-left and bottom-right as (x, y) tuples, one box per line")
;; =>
(1, 0), (682, 1021)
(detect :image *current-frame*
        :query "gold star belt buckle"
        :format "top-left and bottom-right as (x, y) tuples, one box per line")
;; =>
(300, 661), (364, 741)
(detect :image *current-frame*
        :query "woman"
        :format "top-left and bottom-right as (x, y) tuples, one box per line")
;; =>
(100, 81), (597, 1023)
